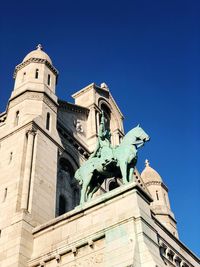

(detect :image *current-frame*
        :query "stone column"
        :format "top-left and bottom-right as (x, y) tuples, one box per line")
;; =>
(21, 129), (36, 210)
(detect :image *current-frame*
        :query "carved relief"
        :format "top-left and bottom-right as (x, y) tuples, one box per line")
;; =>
(67, 253), (104, 267)
(74, 119), (84, 133)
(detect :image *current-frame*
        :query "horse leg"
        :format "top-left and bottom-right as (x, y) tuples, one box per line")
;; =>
(120, 161), (128, 184)
(88, 182), (101, 201)
(80, 184), (86, 204)
(84, 173), (94, 202)
(128, 166), (134, 182)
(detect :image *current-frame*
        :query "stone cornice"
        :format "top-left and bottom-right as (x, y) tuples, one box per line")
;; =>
(71, 83), (95, 99)
(0, 121), (64, 152)
(8, 90), (58, 112)
(13, 57), (59, 78)
(146, 181), (168, 192)
(58, 99), (89, 115)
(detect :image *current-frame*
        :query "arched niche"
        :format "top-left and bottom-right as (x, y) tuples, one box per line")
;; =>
(56, 156), (80, 216)
(98, 99), (121, 146)
(100, 102), (111, 131)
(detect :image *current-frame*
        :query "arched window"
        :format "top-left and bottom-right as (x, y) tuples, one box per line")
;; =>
(15, 111), (19, 126)
(109, 180), (119, 191)
(47, 74), (51, 86)
(35, 69), (39, 79)
(58, 195), (67, 215)
(100, 103), (111, 131)
(56, 158), (80, 216)
(46, 112), (50, 130)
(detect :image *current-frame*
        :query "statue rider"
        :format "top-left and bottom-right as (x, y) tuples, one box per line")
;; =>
(89, 111), (113, 162)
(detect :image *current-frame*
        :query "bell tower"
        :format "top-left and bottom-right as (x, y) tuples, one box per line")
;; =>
(0, 45), (61, 266)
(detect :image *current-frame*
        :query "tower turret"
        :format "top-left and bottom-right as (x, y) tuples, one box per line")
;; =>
(12, 44), (58, 99)
(141, 159), (178, 237)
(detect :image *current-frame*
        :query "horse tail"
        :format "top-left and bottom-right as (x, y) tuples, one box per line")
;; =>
(75, 169), (83, 186)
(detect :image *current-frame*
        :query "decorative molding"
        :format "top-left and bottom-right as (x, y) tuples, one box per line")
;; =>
(158, 237), (192, 267)
(28, 233), (105, 267)
(58, 99), (89, 116)
(26, 128), (37, 137)
(9, 91), (57, 112)
(71, 83), (95, 99)
(13, 57), (59, 78)
(145, 181), (168, 192)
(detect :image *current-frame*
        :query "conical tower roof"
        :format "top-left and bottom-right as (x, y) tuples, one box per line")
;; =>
(141, 159), (162, 184)
(23, 44), (52, 64)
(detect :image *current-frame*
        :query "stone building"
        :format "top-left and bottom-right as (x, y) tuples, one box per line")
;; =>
(0, 45), (199, 267)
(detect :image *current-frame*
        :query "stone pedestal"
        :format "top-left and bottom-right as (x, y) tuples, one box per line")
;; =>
(28, 183), (166, 267)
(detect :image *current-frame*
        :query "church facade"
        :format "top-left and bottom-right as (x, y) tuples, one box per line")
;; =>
(0, 46), (199, 267)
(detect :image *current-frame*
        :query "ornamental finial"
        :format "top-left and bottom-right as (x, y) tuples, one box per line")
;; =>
(36, 44), (43, 50)
(145, 159), (150, 167)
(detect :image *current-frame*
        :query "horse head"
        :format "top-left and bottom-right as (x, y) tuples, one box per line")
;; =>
(121, 124), (150, 146)
(135, 124), (150, 143)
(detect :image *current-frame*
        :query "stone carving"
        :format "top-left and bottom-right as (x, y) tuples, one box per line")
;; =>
(68, 253), (103, 267)
(75, 112), (150, 204)
(74, 119), (84, 133)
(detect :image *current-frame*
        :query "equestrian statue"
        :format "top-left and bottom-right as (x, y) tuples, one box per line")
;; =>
(75, 112), (150, 204)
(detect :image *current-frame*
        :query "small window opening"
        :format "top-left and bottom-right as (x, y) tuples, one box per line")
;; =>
(15, 111), (19, 126)
(47, 74), (51, 86)
(59, 195), (67, 215)
(9, 152), (13, 164)
(0, 230), (1, 238)
(3, 188), (7, 202)
(35, 69), (39, 79)
(46, 112), (50, 130)
(22, 72), (26, 82)
(156, 190), (159, 200)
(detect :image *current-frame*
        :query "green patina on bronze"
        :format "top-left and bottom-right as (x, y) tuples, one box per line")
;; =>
(75, 112), (150, 204)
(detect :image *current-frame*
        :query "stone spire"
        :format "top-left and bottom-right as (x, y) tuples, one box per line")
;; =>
(141, 160), (178, 238)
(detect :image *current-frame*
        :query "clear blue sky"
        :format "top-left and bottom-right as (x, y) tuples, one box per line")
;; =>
(0, 0), (199, 256)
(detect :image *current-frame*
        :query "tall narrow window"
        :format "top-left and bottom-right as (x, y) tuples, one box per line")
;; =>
(22, 72), (26, 82)
(3, 188), (7, 202)
(15, 111), (19, 126)
(156, 190), (159, 200)
(9, 152), (13, 164)
(59, 195), (67, 215)
(35, 69), (39, 79)
(46, 112), (50, 130)
(47, 74), (51, 86)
